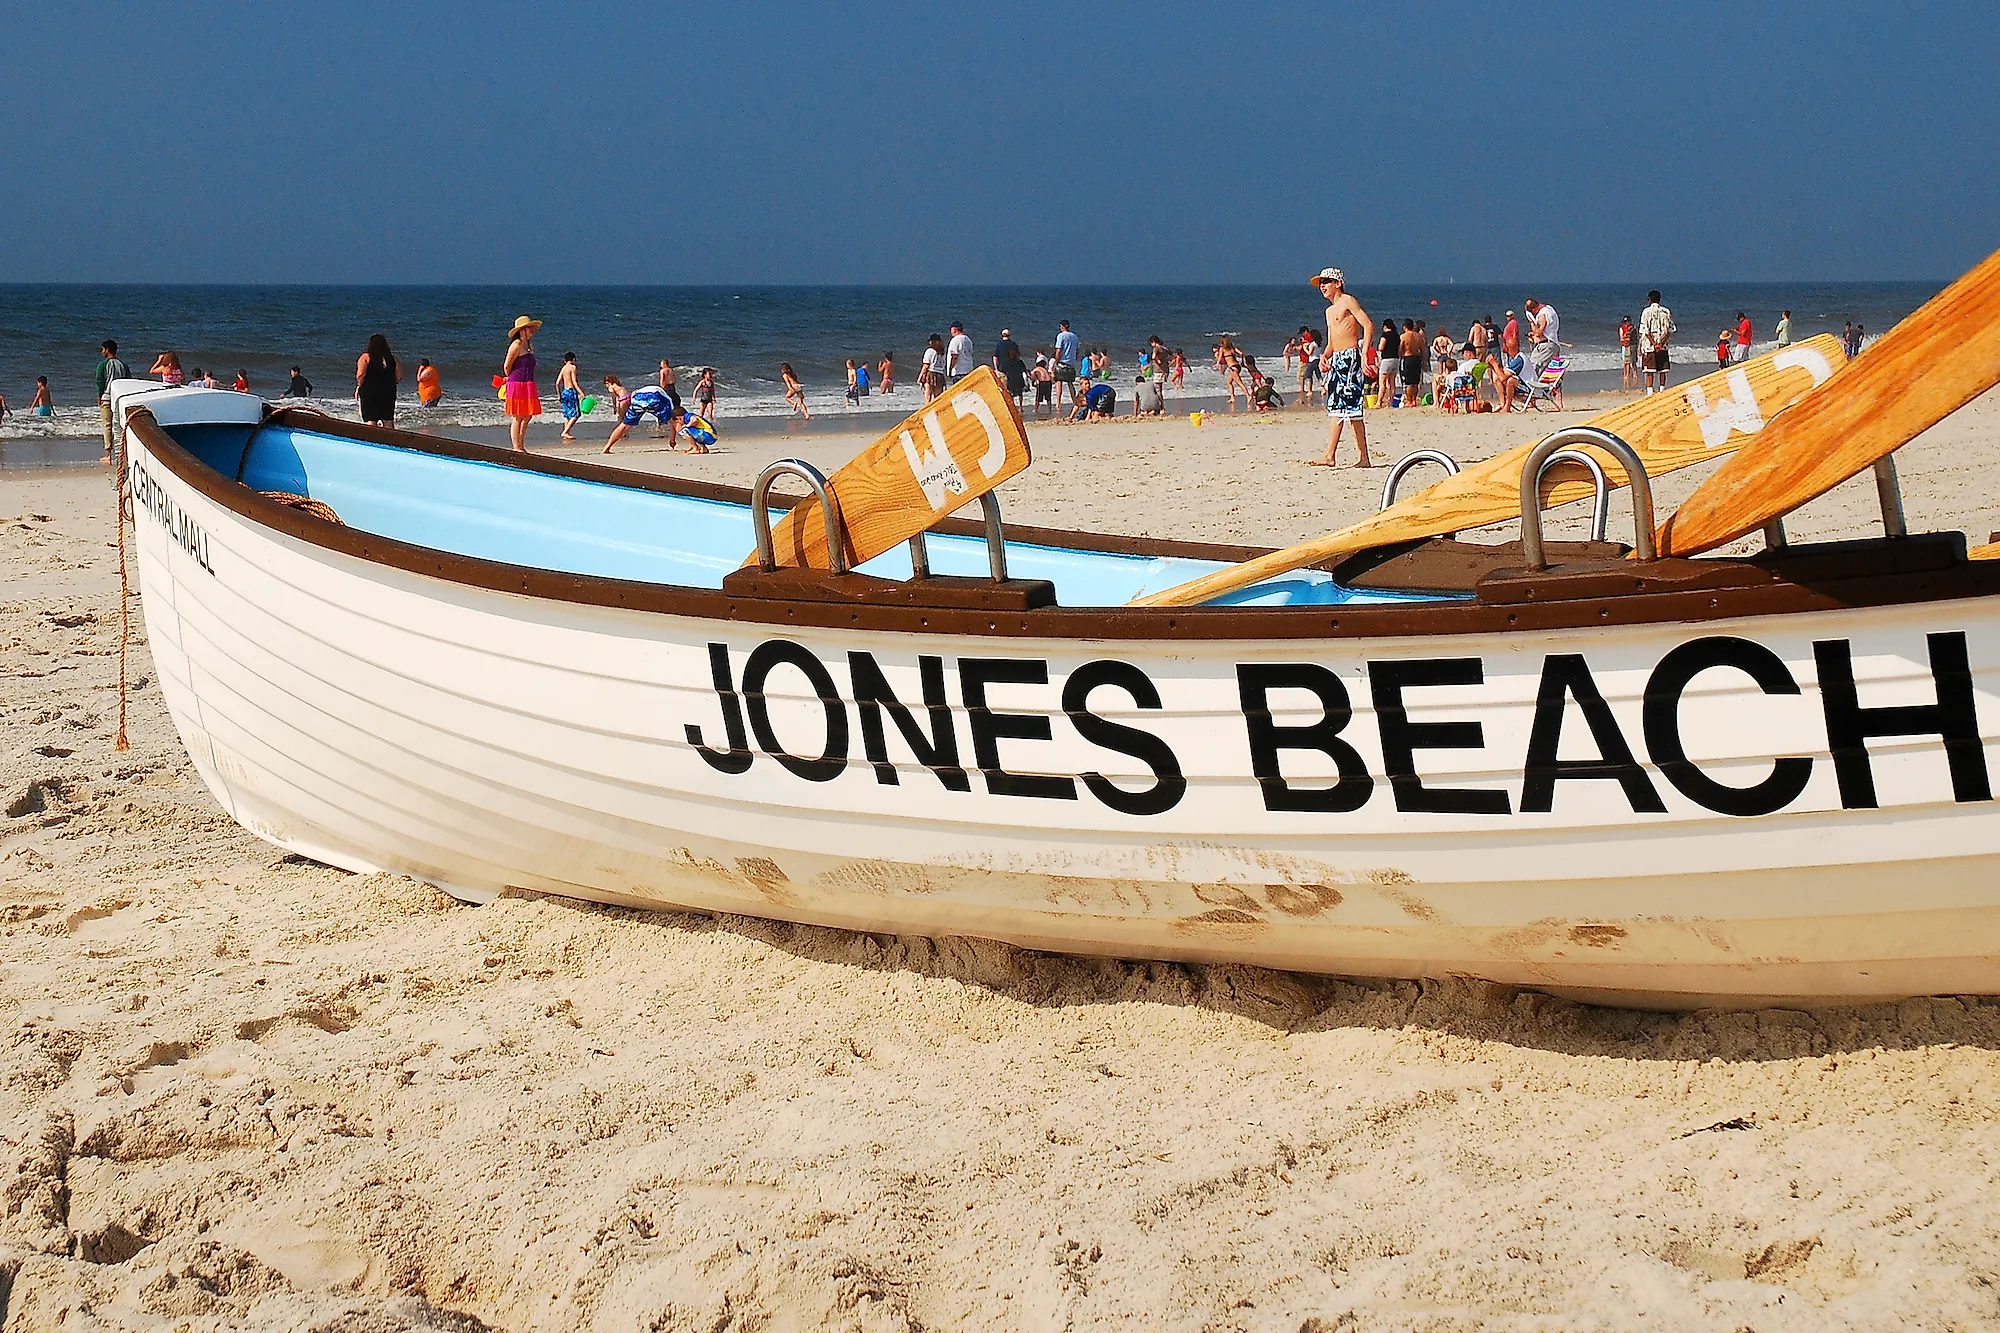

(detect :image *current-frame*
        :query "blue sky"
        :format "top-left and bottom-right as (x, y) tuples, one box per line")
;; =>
(3, 1), (1993, 284)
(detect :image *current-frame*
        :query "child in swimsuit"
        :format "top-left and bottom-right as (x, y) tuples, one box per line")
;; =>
(31, 378), (52, 416)
(1031, 354), (1053, 416)
(695, 367), (716, 416)
(781, 364), (809, 419)
(557, 352), (583, 441)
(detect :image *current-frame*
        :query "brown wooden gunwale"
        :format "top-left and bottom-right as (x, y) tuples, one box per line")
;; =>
(127, 407), (2000, 643)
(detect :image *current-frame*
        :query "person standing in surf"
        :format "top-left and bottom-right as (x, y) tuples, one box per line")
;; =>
(502, 316), (542, 452)
(877, 352), (895, 395)
(556, 352), (583, 442)
(1638, 290), (1675, 395)
(1307, 267), (1375, 468)
(355, 333), (401, 427)
(95, 341), (131, 462)
(781, 363), (809, 419)
(919, 335), (945, 402)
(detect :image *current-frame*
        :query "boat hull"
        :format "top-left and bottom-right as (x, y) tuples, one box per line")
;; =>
(124, 425), (2000, 1008)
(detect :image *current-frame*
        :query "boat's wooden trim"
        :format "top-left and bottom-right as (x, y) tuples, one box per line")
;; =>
(131, 408), (2000, 641)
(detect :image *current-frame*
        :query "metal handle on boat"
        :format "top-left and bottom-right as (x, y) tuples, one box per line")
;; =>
(1535, 449), (1613, 544)
(1379, 449), (1462, 512)
(904, 492), (1011, 582)
(1519, 427), (1655, 568)
(751, 458), (848, 575)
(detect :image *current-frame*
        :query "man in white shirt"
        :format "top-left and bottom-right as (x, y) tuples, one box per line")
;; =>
(946, 323), (974, 383)
(1638, 290), (1676, 394)
(1052, 320), (1081, 413)
(1526, 298), (1561, 378)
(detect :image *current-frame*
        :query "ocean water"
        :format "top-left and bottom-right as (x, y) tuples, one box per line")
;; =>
(0, 281), (1937, 445)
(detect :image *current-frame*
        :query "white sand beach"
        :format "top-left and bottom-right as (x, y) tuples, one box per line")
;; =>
(5, 392), (2000, 1330)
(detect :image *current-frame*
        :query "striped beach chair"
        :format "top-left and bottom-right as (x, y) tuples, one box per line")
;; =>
(1518, 356), (1567, 411)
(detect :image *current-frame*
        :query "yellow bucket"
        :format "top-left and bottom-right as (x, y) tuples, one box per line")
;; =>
(1190, 411), (1204, 426)
(1364, 394), (1379, 410)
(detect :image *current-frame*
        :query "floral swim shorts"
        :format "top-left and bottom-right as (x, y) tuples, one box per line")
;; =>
(1325, 348), (1366, 420)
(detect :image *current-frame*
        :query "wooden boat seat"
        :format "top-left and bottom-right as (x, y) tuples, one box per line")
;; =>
(1473, 531), (1969, 605)
(1329, 537), (1631, 594)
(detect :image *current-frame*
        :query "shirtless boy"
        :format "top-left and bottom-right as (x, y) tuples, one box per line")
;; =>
(555, 352), (583, 442)
(1307, 267), (1376, 468)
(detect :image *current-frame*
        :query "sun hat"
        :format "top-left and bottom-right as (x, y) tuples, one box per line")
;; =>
(508, 315), (543, 338)
(1309, 267), (1345, 288)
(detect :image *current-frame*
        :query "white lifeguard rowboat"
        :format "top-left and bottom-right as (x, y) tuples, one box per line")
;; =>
(111, 356), (2000, 1009)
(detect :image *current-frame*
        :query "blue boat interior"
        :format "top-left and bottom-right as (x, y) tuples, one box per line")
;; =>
(162, 421), (1458, 609)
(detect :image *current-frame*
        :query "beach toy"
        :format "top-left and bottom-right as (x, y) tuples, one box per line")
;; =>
(581, 395), (598, 414)
(681, 413), (717, 446)
(1190, 411), (1204, 426)
(491, 375), (506, 388)
(1364, 394), (1379, 410)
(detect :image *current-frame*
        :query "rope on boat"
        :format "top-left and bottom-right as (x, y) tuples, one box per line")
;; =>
(260, 492), (344, 525)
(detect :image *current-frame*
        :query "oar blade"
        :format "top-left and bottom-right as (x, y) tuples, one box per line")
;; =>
(1656, 248), (2000, 557)
(1129, 335), (1844, 608)
(752, 367), (1031, 571)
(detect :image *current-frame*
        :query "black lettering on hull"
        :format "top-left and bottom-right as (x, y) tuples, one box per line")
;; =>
(1522, 654), (1664, 813)
(1237, 664), (1372, 812)
(1063, 660), (1186, 816)
(1815, 632), (1990, 808)
(1643, 637), (1812, 817)
(1368, 658), (1510, 815)
(849, 651), (969, 791)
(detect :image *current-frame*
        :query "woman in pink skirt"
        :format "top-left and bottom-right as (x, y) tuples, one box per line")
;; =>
(502, 316), (542, 451)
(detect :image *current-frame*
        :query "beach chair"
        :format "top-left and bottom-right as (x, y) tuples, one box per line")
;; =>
(1446, 370), (1477, 414)
(1518, 356), (1567, 412)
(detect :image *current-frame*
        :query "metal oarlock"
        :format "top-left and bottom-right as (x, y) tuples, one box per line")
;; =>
(751, 458), (847, 574)
(1379, 449), (1462, 512)
(1535, 449), (1614, 544)
(1518, 427), (1656, 568)
(905, 492), (1011, 582)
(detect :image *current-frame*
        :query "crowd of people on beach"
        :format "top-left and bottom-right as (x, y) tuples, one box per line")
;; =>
(50, 282), (1868, 466)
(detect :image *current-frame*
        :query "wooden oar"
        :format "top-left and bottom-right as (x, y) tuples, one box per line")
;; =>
(1129, 335), (1845, 607)
(1656, 247), (2000, 557)
(751, 367), (1031, 571)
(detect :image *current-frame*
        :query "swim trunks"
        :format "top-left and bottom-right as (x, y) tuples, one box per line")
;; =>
(1645, 348), (1670, 372)
(1325, 349), (1367, 420)
(560, 386), (581, 420)
(622, 386), (677, 427)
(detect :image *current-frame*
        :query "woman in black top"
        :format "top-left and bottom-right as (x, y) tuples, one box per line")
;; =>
(356, 334), (401, 426)
(1376, 318), (1400, 401)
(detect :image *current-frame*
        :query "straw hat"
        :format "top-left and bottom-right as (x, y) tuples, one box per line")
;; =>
(1309, 267), (1345, 288)
(509, 315), (543, 339)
